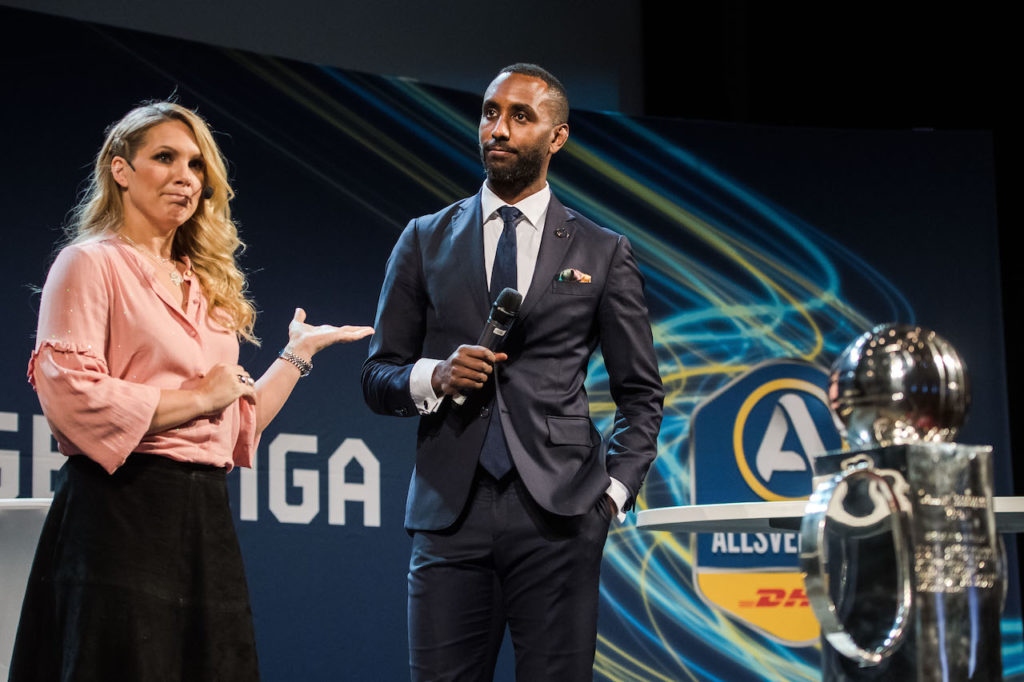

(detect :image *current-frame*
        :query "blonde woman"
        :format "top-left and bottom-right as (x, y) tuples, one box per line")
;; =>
(10, 102), (372, 681)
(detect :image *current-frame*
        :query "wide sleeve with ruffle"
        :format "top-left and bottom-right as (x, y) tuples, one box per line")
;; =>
(28, 245), (161, 473)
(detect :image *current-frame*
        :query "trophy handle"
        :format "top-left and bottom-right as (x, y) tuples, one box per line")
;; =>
(800, 462), (914, 666)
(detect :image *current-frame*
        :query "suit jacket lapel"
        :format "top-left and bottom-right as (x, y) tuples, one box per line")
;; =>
(447, 190), (491, 321)
(519, 193), (575, 321)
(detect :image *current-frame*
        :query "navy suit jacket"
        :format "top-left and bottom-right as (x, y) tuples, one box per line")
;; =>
(361, 191), (664, 531)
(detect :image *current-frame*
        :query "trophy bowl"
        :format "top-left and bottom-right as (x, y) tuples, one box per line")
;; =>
(829, 324), (969, 449)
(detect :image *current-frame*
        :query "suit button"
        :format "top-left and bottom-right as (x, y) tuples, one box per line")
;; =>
(479, 407), (490, 419)
(395, 407), (407, 416)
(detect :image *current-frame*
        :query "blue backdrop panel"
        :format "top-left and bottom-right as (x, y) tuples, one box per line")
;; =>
(0, 8), (1018, 681)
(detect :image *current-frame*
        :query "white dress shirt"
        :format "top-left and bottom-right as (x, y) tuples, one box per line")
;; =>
(480, 181), (548, 296)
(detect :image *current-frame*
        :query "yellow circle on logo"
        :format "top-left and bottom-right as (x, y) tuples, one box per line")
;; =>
(732, 379), (830, 501)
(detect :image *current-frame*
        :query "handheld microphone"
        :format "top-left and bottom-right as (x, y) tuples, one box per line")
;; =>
(453, 287), (522, 406)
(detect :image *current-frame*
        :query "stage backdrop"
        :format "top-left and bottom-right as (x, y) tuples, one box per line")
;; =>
(2, 8), (1019, 681)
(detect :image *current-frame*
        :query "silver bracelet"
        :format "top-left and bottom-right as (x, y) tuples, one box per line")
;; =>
(278, 348), (312, 377)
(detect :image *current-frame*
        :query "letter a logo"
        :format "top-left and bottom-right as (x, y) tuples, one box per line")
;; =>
(755, 394), (826, 482)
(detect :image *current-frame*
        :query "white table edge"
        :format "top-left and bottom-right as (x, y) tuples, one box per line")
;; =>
(636, 497), (1024, 534)
(0, 498), (52, 511)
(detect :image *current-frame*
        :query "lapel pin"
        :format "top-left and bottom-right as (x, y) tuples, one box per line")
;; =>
(554, 227), (568, 238)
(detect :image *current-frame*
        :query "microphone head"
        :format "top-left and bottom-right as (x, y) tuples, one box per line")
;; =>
(202, 186), (214, 200)
(490, 287), (522, 326)
(495, 287), (522, 312)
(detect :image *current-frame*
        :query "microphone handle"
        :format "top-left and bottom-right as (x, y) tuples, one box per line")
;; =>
(452, 320), (510, 406)
(477, 319), (509, 348)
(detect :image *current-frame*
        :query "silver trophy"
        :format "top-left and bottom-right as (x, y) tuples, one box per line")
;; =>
(800, 324), (1005, 681)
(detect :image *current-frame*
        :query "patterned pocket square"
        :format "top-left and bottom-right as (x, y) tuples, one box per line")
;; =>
(557, 268), (592, 283)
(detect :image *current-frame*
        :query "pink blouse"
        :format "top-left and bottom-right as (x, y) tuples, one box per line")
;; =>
(28, 235), (257, 474)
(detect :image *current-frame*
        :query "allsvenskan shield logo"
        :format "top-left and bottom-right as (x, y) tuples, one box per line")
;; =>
(690, 359), (841, 644)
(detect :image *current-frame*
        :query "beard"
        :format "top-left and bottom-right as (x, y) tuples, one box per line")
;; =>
(480, 139), (547, 195)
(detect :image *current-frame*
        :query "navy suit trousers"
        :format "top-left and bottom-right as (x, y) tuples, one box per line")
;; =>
(408, 469), (612, 681)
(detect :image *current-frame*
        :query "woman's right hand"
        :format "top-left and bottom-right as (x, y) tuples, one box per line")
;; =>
(195, 363), (257, 417)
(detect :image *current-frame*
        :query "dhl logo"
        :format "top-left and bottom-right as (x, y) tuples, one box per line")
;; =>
(697, 572), (819, 644)
(739, 588), (810, 608)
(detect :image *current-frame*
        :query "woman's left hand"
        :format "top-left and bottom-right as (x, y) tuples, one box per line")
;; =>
(285, 307), (374, 359)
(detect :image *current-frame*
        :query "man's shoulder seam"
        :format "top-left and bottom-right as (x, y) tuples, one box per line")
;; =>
(562, 207), (621, 240)
(414, 194), (475, 227)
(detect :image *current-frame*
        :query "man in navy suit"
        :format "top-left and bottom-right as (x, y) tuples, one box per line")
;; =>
(362, 63), (663, 681)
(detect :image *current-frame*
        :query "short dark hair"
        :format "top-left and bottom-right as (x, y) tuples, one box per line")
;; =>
(496, 63), (569, 125)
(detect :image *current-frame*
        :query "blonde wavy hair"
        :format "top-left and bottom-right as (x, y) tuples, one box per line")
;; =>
(69, 101), (258, 344)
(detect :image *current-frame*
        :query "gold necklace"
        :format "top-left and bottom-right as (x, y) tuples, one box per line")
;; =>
(118, 233), (187, 286)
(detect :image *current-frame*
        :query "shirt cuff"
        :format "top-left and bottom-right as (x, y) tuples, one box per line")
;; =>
(606, 477), (630, 523)
(410, 358), (444, 415)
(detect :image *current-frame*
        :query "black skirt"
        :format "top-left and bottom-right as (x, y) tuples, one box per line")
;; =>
(9, 454), (259, 682)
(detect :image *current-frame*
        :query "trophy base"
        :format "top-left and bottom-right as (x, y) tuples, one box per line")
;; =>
(811, 443), (1004, 682)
